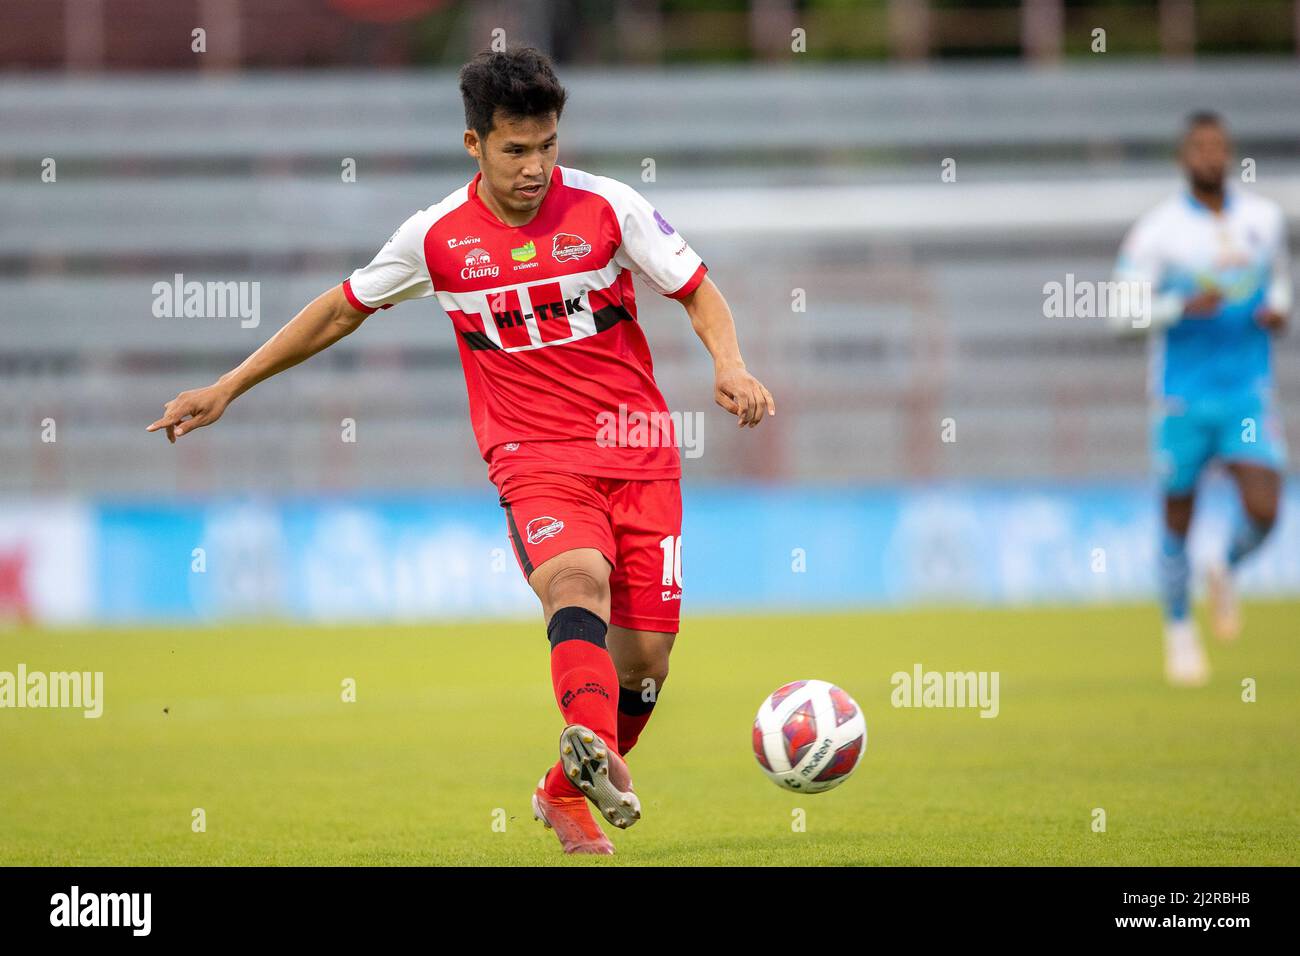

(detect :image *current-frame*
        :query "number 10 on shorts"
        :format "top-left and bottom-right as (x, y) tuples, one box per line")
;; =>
(659, 535), (683, 587)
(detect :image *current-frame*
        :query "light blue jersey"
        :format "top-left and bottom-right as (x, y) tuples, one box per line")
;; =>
(1114, 187), (1291, 492)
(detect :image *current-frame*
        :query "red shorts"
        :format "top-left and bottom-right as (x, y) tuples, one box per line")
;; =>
(496, 471), (683, 633)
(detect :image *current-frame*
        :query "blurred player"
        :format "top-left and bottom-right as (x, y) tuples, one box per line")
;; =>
(147, 47), (774, 853)
(1112, 112), (1291, 686)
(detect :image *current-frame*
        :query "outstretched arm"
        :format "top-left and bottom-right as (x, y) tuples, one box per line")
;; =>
(1257, 216), (1292, 333)
(146, 283), (370, 442)
(679, 275), (775, 428)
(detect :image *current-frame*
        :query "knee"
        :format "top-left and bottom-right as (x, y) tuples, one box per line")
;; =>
(1164, 497), (1194, 537)
(1244, 500), (1278, 532)
(616, 637), (673, 692)
(619, 658), (670, 694)
(543, 564), (609, 615)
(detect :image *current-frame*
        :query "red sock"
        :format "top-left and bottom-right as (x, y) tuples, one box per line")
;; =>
(544, 607), (618, 797)
(617, 711), (653, 756)
(551, 639), (618, 743)
(544, 760), (580, 797)
(617, 685), (657, 756)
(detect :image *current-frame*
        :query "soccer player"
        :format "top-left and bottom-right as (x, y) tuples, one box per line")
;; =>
(1111, 111), (1290, 686)
(147, 47), (774, 854)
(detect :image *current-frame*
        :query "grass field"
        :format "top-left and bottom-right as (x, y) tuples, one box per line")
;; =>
(2, 602), (1297, 866)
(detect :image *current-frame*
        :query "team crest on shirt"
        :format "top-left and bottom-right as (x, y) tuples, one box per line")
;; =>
(526, 516), (565, 544)
(551, 233), (592, 262)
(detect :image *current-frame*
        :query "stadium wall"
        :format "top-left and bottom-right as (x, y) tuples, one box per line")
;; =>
(2, 478), (1298, 624)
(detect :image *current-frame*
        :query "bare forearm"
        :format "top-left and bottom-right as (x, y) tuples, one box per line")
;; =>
(148, 284), (369, 442)
(217, 284), (366, 400)
(679, 275), (775, 427)
(684, 276), (746, 370)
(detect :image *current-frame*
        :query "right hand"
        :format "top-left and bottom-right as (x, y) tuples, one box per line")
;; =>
(146, 384), (232, 443)
(714, 364), (776, 429)
(1182, 288), (1223, 318)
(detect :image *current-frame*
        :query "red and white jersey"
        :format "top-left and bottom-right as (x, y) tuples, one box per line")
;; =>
(343, 165), (707, 484)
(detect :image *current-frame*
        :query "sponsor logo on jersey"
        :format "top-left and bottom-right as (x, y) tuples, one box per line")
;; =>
(653, 210), (675, 236)
(526, 515), (565, 544)
(488, 289), (587, 331)
(503, 442), (520, 452)
(551, 233), (592, 262)
(448, 235), (482, 249)
(511, 241), (536, 262)
(461, 247), (500, 280)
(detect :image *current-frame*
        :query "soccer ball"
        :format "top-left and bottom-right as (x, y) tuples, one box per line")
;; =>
(752, 679), (866, 793)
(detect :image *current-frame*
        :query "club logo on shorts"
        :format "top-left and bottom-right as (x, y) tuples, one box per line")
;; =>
(551, 233), (592, 262)
(526, 515), (565, 544)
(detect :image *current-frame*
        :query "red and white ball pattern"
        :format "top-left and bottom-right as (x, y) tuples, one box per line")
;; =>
(752, 679), (866, 793)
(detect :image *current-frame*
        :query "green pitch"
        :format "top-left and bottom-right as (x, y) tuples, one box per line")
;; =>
(2, 602), (1297, 866)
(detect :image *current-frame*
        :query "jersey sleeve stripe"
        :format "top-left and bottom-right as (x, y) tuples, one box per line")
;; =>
(342, 278), (380, 314)
(666, 262), (707, 300)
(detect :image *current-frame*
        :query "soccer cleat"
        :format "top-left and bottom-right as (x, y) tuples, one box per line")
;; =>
(1164, 619), (1210, 687)
(1205, 562), (1241, 642)
(558, 724), (641, 830)
(531, 777), (614, 855)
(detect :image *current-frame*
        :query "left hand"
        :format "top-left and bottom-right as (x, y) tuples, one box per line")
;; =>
(715, 365), (775, 428)
(1256, 307), (1289, 333)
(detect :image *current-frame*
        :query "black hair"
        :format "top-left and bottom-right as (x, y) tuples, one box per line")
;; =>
(1183, 110), (1226, 137)
(458, 46), (568, 141)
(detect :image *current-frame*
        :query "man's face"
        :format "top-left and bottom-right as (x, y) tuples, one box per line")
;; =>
(1180, 122), (1230, 193)
(465, 110), (558, 217)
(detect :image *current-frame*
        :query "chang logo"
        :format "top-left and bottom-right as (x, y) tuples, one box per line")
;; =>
(461, 247), (500, 280)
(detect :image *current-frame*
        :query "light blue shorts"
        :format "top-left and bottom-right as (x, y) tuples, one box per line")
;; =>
(1153, 391), (1288, 494)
